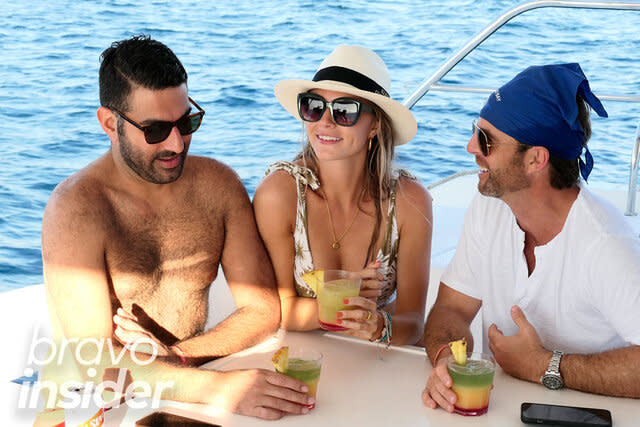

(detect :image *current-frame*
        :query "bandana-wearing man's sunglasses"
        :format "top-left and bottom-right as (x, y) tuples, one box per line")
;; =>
(472, 120), (493, 156)
(110, 97), (205, 144)
(297, 92), (374, 127)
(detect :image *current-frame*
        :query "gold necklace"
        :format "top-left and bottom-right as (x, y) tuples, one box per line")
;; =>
(319, 187), (365, 249)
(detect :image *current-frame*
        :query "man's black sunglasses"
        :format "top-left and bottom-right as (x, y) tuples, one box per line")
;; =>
(110, 97), (205, 144)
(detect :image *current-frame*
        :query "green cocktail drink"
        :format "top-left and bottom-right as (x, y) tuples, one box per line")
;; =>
(273, 347), (323, 409)
(316, 270), (361, 331)
(447, 353), (495, 416)
(279, 358), (322, 407)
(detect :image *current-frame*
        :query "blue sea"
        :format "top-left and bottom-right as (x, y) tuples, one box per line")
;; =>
(1, 0), (639, 292)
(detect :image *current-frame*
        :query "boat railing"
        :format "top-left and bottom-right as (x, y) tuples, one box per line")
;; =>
(404, 0), (640, 215)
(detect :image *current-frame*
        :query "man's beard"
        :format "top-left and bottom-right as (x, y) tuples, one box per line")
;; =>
(118, 123), (187, 184)
(479, 152), (530, 198)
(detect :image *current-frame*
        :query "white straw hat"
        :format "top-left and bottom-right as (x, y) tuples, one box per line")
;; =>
(274, 45), (417, 145)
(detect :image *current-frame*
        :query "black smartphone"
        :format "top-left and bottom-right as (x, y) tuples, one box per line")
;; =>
(136, 410), (222, 426)
(521, 402), (612, 427)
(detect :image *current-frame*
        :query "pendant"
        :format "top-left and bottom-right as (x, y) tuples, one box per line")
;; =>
(332, 242), (340, 249)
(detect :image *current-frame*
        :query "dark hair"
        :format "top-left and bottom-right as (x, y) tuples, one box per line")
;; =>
(99, 35), (187, 111)
(517, 94), (592, 189)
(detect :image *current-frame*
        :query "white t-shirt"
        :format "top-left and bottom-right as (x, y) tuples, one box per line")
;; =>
(441, 185), (640, 355)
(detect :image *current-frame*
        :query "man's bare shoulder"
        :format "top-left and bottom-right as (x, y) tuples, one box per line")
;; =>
(184, 155), (255, 219)
(188, 155), (236, 176)
(41, 156), (113, 274)
(187, 155), (247, 194)
(44, 156), (112, 228)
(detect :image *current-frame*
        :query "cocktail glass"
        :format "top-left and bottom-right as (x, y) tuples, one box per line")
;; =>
(275, 348), (323, 409)
(316, 270), (362, 331)
(447, 352), (495, 416)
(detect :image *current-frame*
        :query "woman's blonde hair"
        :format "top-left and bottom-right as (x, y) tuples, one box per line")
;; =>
(296, 105), (396, 265)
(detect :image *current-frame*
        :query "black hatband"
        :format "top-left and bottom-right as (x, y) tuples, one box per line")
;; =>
(312, 66), (389, 98)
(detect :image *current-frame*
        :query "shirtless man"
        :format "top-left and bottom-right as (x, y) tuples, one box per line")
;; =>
(42, 35), (312, 420)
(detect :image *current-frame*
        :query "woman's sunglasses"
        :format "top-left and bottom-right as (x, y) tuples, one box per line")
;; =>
(110, 97), (205, 144)
(297, 92), (374, 127)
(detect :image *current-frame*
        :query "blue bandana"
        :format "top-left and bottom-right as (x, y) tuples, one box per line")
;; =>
(479, 63), (608, 181)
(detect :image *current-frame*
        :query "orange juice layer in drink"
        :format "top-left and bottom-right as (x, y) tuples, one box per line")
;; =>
(448, 359), (495, 416)
(317, 279), (360, 331)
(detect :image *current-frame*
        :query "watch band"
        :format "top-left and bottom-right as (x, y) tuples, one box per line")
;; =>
(541, 350), (564, 390)
(548, 350), (563, 374)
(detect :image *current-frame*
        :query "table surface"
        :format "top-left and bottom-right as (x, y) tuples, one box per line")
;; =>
(108, 330), (639, 426)
(5, 329), (638, 426)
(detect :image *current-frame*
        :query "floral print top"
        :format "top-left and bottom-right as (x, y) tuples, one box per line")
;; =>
(265, 161), (414, 308)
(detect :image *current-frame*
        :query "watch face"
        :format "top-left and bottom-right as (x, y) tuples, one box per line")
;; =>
(542, 375), (563, 390)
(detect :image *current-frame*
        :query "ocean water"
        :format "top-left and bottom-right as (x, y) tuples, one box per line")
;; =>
(1, 0), (639, 291)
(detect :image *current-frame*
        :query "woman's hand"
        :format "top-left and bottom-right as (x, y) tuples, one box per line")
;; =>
(336, 296), (382, 341)
(357, 260), (384, 301)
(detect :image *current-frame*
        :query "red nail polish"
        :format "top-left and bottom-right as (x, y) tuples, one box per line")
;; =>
(343, 299), (349, 304)
(336, 319), (342, 324)
(336, 312), (343, 318)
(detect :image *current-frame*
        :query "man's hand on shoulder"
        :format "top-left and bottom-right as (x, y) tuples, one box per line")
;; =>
(488, 305), (551, 383)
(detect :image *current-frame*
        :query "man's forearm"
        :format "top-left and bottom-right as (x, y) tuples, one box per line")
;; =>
(64, 340), (216, 404)
(561, 345), (640, 398)
(176, 303), (279, 360)
(424, 307), (475, 365)
(389, 311), (424, 346)
(280, 296), (322, 331)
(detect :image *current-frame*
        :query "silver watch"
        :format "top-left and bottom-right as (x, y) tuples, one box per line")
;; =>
(540, 350), (564, 390)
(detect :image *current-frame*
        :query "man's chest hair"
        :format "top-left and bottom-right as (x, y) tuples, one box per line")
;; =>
(104, 200), (224, 283)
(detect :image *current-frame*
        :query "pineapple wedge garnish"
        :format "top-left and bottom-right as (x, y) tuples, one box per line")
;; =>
(301, 270), (324, 294)
(271, 346), (289, 372)
(448, 338), (467, 366)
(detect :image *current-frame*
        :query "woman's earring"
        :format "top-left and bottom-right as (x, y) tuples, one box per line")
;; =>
(368, 138), (372, 151)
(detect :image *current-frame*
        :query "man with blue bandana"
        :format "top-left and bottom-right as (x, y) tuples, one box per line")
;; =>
(422, 63), (640, 410)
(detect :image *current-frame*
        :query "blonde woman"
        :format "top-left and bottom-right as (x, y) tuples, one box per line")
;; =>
(254, 45), (432, 345)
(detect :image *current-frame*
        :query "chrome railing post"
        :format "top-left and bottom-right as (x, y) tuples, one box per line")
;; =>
(402, 1), (640, 109)
(625, 122), (640, 216)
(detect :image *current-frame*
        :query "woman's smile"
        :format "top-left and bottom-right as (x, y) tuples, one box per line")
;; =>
(315, 134), (342, 145)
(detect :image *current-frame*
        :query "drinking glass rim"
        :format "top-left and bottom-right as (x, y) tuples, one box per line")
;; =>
(447, 352), (496, 370)
(284, 347), (323, 362)
(321, 269), (362, 281)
